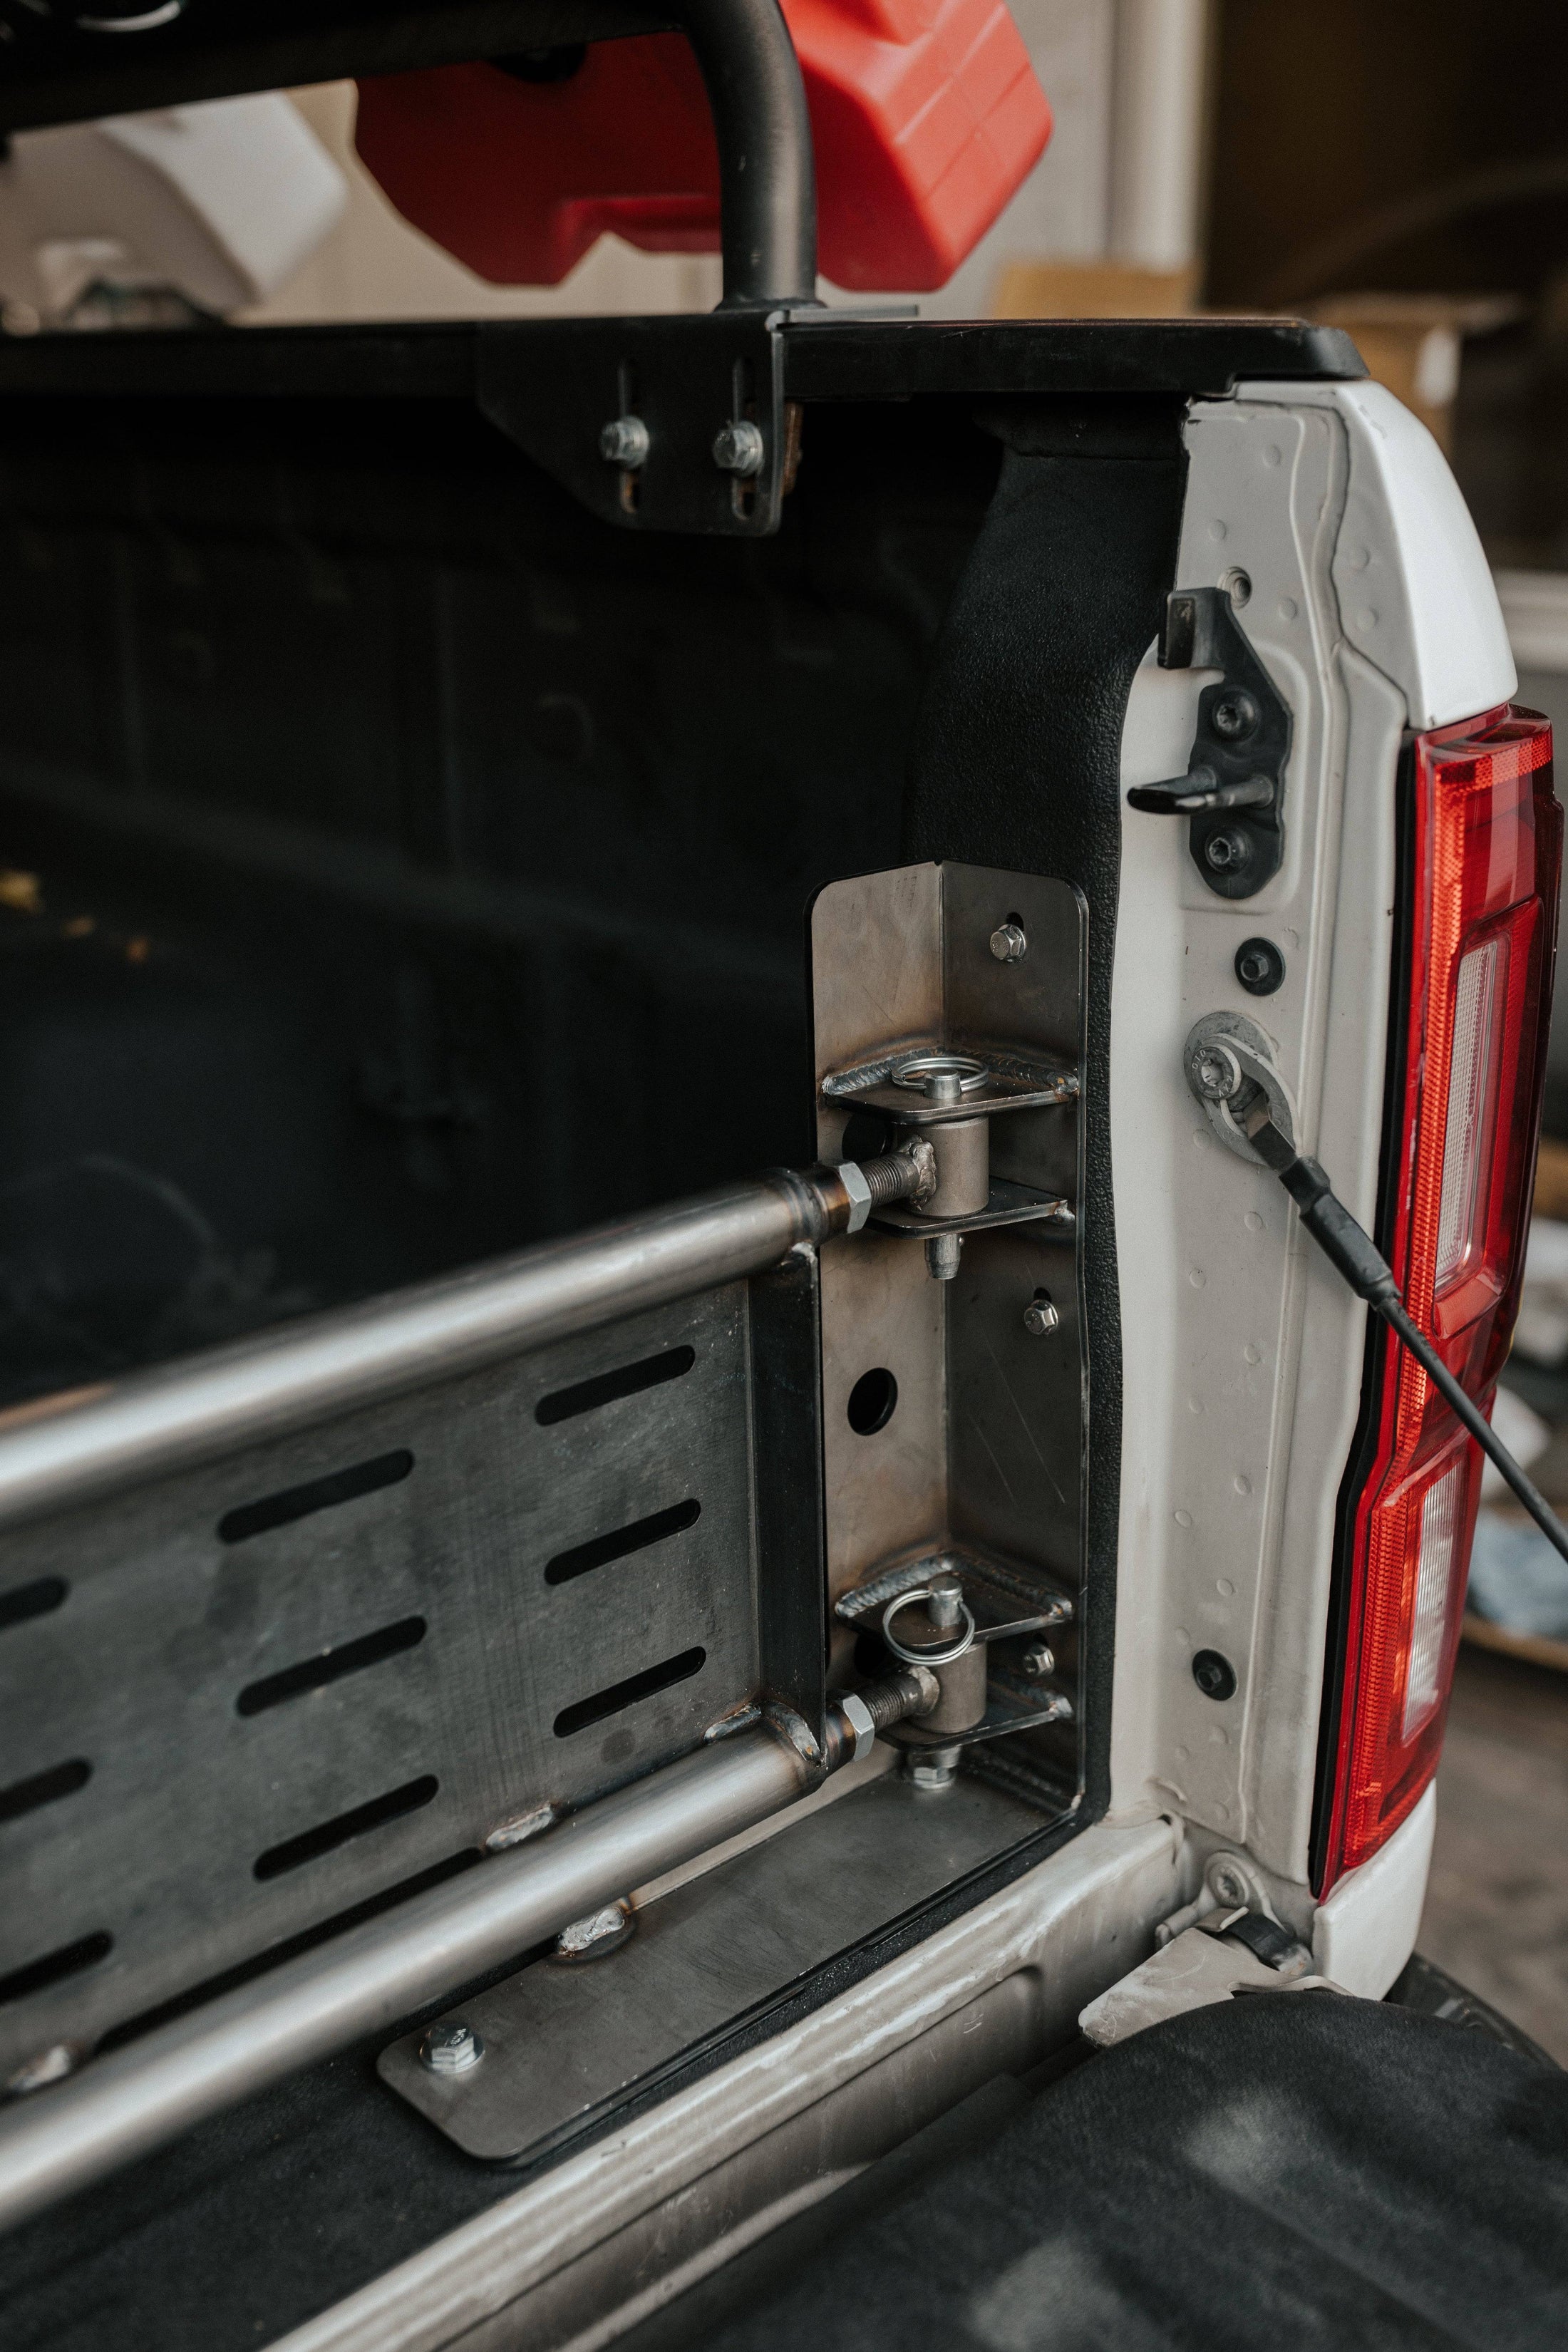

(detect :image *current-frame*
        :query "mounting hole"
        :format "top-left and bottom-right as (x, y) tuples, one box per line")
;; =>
(847, 1368), (898, 1436)
(1192, 1649), (1237, 1701)
(1234, 937), (1286, 996)
(1219, 567), (1252, 607)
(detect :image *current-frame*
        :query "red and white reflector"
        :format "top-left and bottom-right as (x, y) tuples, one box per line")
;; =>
(1316, 707), (1561, 1892)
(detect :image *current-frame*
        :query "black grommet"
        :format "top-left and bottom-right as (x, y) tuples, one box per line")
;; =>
(1235, 938), (1285, 996)
(1192, 1649), (1237, 1701)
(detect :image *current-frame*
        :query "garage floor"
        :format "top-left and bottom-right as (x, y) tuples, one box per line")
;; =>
(1421, 1644), (1568, 2062)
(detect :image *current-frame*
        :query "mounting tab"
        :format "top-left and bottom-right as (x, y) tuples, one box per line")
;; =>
(1126, 586), (1293, 899)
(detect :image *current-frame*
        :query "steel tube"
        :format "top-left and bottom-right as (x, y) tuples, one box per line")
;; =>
(0, 1726), (815, 2237)
(680, 0), (817, 306)
(0, 1170), (840, 1533)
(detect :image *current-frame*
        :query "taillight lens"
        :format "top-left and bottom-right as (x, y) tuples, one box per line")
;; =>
(1315, 706), (1561, 1894)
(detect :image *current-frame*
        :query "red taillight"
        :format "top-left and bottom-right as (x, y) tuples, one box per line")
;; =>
(1315, 706), (1561, 1893)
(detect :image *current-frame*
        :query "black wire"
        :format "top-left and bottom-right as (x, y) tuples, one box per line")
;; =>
(1376, 1295), (1568, 1567)
(1269, 1149), (1568, 1567)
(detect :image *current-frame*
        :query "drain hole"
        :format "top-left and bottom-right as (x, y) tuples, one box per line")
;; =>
(0, 1930), (112, 2008)
(553, 1647), (706, 1739)
(0, 1575), (68, 1633)
(237, 1616), (427, 1717)
(253, 1775), (438, 1881)
(847, 1368), (898, 1436)
(218, 1448), (414, 1546)
(0, 1758), (91, 1826)
(536, 1345), (696, 1428)
(546, 1499), (701, 1587)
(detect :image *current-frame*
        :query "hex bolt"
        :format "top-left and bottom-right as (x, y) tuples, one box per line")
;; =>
(1235, 937), (1286, 997)
(906, 1743), (961, 1792)
(1023, 1294), (1059, 1337)
(599, 415), (649, 469)
(713, 420), (765, 478)
(1204, 827), (1252, 875)
(1020, 1642), (1055, 1678)
(1192, 1649), (1237, 1701)
(989, 921), (1028, 964)
(1211, 691), (1258, 741)
(418, 2020), (484, 2076)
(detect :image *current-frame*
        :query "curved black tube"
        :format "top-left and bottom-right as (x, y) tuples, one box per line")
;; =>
(677, 0), (818, 306)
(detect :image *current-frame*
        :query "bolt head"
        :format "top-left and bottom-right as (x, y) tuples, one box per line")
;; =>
(1203, 827), (1252, 875)
(989, 921), (1028, 964)
(1234, 937), (1285, 997)
(419, 2020), (484, 2076)
(1023, 1296), (1060, 1336)
(1211, 691), (1258, 741)
(1192, 1649), (1238, 1702)
(1021, 1642), (1055, 1678)
(1210, 1862), (1249, 1905)
(713, 420), (765, 478)
(599, 415), (649, 469)
(1191, 1044), (1242, 1103)
(907, 1747), (960, 1791)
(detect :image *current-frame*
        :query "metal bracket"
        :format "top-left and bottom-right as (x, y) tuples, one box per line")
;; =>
(1126, 586), (1293, 899)
(478, 311), (798, 537)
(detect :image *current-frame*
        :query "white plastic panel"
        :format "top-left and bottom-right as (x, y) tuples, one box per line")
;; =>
(1312, 1783), (1436, 1998)
(1239, 378), (1516, 731)
(1109, 391), (1406, 1882)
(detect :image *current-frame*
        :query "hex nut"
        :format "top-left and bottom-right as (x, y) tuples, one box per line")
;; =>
(599, 415), (649, 468)
(1023, 1295), (1059, 1337)
(1020, 1643), (1055, 1678)
(1235, 937), (1286, 997)
(989, 921), (1028, 964)
(419, 2020), (484, 2076)
(712, 420), (765, 477)
(1192, 1649), (1238, 1701)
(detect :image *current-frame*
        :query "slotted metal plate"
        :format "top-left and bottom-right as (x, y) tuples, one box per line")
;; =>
(0, 1280), (795, 2080)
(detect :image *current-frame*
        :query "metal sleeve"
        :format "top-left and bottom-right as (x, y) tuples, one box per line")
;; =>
(0, 1726), (815, 2236)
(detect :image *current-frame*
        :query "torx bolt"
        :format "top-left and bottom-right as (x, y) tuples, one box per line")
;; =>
(599, 415), (649, 469)
(1209, 1859), (1251, 1907)
(713, 420), (765, 478)
(1204, 827), (1252, 875)
(1023, 1294), (1059, 1337)
(1192, 1044), (1242, 1103)
(1211, 691), (1258, 741)
(1021, 1642), (1055, 1678)
(418, 2020), (484, 2076)
(989, 921), (1028, 964)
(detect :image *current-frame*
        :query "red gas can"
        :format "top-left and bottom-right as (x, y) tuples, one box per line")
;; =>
(354, 0), (1051, 293)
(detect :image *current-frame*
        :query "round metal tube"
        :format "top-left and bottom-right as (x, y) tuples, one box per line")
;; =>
(0, 1172), (836, 1534)
(0, 1726), (815, 2237)
(680, 0), (817, 306)
(927, 1118), (990, 1218)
